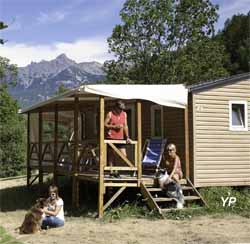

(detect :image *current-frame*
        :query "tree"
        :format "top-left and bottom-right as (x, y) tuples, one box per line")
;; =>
(0, 22), (17, 85)
(0, 85), (26, 177)
(168, 37), (229, 84)
(0, 21), (26, 177)
(0, 21), (8, 44)
(0, 56), (18, 86)
(219, 12), (250, 74)
(104, 0), (228, 84)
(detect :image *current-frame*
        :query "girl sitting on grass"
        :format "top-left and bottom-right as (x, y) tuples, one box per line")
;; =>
(41, 185), (64, 229)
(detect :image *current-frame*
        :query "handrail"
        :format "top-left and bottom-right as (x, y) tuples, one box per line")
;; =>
(30, 139), (98, 145)
(104, 139), (138, 145)
(103, 139), (138, 169)
(31, 139), (135, 144)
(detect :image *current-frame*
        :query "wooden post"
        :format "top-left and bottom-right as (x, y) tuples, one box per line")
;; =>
(136, 101), (142, 186)
(98, 96), (105, 218)
(184, 107), (190, 179)
(27, 112), (31, 187)
(38, 111), (43, 190)
(53, 105), (58, 185)
(161, 106), (164, 137)
(72, 97), (79, 207)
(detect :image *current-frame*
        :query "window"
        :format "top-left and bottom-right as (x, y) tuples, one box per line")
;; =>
(229, 101), (248, 131)
(151, 105), (163, 137)
(93, 112), (99, 135)
(125, 104), (135, 139)
(81, 112), (86, 140)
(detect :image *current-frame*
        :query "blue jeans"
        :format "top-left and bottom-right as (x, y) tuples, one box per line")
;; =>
(42, 216), (64, 228)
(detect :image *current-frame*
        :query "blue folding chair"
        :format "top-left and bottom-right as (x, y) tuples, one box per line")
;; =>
(142, 138), (167, 170)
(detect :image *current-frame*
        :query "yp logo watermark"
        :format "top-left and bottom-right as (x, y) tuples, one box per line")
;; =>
(221, 192), (237, 207)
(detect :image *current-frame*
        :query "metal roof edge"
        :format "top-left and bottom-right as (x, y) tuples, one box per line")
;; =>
(20, 86), (83, 114)
(188, 73), (250, 93)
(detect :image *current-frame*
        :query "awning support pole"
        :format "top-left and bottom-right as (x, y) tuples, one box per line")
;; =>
(184, 107), (190, 179)
(98, 96), (105, 218)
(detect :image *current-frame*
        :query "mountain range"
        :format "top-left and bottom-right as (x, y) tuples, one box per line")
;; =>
(7, 54), (105, 108)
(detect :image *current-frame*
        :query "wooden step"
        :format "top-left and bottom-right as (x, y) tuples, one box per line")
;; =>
(140, 179), (206, 216)
(184, 195), (200, 201)
(154, 197), (174, 202)
(182, 186), (193, 190)
(148, 186), (193, 192)
(161, 206), (203, 212)
(148, 188), (162, 192)
(154, 195), (200, 202)
(140, 183), (162, 214)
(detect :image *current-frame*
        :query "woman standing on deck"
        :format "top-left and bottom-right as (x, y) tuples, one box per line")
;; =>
(104, 100), (132, 177)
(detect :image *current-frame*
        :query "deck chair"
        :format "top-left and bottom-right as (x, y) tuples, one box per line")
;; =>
(142, 138), (167, 172)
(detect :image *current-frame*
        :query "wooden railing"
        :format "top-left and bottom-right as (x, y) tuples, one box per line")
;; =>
(29, 139), (141, 179)
(103, 139), (138, 172)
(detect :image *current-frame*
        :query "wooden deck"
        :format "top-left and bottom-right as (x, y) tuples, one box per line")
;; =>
(29, 162), (188, 187)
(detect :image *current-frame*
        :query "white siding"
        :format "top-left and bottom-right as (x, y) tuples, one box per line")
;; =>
(193, 78), (250, 187)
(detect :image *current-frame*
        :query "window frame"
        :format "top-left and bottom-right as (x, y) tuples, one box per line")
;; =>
(229, 101), (248, 131)
(80, 112), (86, 140)
(125, 104), (135, 139)
(150, 104), (164, 138)
(93, 112), (98, 136)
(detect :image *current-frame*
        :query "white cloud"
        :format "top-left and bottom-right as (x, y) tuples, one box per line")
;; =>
(215, 0), (250, 29)
(218, 0), (250, 16)
(37, 10), (68, 24)
(0, 37), (113, 67)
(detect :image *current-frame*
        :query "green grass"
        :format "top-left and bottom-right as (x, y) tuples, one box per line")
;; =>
(0, 226), (23, 244)
(163, 186), (250, 220)
(103, 186), (250, 221)
(200, 186), (250, 218)
(103, 203), (162, 222)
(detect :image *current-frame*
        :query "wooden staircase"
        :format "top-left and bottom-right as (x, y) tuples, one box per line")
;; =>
(140, 178), (207, 215)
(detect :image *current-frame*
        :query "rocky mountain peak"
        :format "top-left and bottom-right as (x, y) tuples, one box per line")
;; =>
(8, 55), (105, 107)
(55, 53), (73, 62)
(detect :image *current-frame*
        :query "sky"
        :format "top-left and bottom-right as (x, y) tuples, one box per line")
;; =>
(0, 0), (249, 67)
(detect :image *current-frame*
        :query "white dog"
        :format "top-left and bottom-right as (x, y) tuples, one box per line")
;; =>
(157, 170), (184, 209)
(158, 171), (170, 189)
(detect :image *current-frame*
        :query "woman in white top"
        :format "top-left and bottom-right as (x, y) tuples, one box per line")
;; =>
(41, 185), (64, 229)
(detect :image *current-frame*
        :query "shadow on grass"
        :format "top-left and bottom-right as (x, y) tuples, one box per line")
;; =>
(0, 176), (147, 219)
(0, 176), (98, 217)
(0, 184), (39, 212)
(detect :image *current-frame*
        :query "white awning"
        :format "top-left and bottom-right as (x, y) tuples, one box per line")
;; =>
(21, 84), (188, 113)
(83, 84), (187, 108)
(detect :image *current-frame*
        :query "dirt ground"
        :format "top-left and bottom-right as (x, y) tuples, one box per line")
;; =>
(1, 178), (250, 244)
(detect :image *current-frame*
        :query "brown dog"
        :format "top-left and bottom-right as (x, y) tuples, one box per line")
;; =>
(19, 198), (48, 234)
